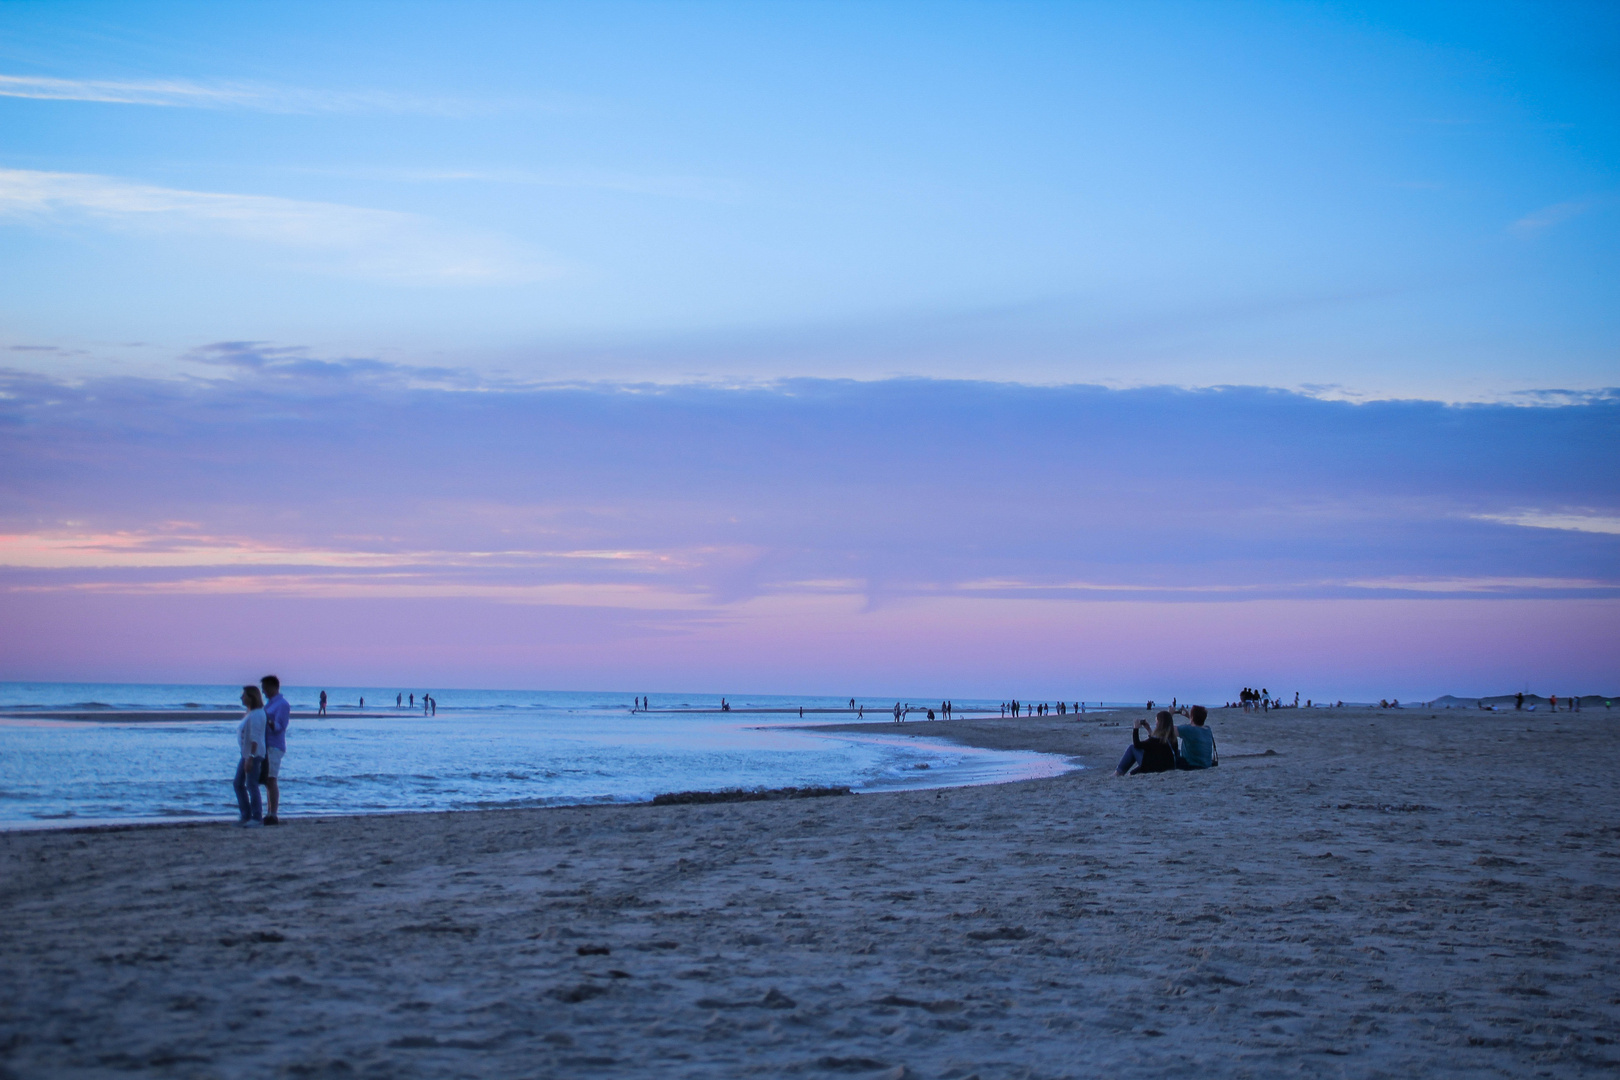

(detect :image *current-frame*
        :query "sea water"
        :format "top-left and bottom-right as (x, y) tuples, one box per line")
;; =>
(0, 683), (1082, 827)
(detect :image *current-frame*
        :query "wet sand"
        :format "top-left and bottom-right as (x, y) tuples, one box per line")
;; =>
(2, 707), (1616, 1078)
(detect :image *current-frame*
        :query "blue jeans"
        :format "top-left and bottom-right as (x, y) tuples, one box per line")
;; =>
(234, 757), (263, 821)
(1116, 745), (1144, 774)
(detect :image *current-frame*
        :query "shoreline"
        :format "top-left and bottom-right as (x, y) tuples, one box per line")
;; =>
(0, 705), (1064, 724)
(0, 720), (1080, 833)
(2, 708), (1615, 1077)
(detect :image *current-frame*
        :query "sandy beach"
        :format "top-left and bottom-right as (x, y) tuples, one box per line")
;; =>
(2, 707), (1617, 1078)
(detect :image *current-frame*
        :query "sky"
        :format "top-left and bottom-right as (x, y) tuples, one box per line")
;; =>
(1, 2), (1616, 699)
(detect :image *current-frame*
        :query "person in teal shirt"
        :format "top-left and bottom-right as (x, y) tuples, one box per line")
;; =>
(1176, 705), (1218, 769)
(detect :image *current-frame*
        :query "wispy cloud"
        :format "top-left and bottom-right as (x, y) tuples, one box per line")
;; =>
(1511, 199), (1592, 235)
(363, 167), (743, 204)
(0, 530), (675, 572)
(8, 575), (707, 608)
(1340, 575), (1613, 593)
(1473, 510), (1620, 535)
(0, 168), (548, 284)
(0, 73), (471, 115)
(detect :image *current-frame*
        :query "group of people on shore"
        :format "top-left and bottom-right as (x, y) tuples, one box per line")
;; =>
(233, 675), (290, 826)
(890, 701), (956, 721)
(999, 701), (1086, 717)
(1115, 706), (1218, 776)
(311, 690), (437, 714)
(1516, 692), (1600, 712)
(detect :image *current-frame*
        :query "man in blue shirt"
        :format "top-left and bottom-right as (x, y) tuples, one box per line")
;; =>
(1176, 705), (1218, 769)
(261, 675), (291, 824)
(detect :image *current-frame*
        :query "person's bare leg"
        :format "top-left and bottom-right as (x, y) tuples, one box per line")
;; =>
(265, 778), (279, 817)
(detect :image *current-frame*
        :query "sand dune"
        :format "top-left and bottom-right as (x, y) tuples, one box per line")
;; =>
(2, 708), (1616, 1078)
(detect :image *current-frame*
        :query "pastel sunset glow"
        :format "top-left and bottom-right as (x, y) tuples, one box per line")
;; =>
(2, 2), (1615, 700)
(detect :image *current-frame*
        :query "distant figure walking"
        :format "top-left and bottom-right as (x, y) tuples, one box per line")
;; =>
(318, 690), (327, 717)
(233, 685), (267, 827)
(397, 693), (402, 708)
(894, 702), (902, 723)
(410, 693), (415, 708)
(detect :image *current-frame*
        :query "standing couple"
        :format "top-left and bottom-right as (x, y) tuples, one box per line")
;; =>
(233, 675), (290, 827)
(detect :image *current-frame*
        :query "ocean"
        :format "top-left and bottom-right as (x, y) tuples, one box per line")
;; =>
(0, 683), (1089, 827)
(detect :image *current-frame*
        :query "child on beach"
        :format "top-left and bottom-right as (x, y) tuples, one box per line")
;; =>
(233, 685), (267, 826)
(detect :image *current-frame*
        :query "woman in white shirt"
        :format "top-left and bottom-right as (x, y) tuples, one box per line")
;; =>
(233, 685), (267, 827)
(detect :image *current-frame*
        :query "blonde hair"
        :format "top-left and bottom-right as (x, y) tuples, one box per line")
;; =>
(242, 685), (265, 710)
(1153, 710), (1177, 748)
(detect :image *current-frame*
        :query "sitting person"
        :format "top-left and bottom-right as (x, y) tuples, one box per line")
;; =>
(1115, 711), (1179, 776)
(1176, 704), (1218, 769)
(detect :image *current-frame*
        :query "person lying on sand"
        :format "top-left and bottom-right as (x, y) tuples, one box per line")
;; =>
(1115, 711), (1179, 776)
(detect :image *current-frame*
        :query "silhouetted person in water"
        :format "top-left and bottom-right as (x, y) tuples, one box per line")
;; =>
(318, 690), (326, 717)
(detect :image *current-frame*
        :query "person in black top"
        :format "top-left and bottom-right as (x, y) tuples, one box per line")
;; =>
(1115, 711), (1180, 776)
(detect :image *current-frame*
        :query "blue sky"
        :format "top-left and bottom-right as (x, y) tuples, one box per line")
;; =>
(1, 1), (1616, 397)
(1, 2), (1615, 696)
